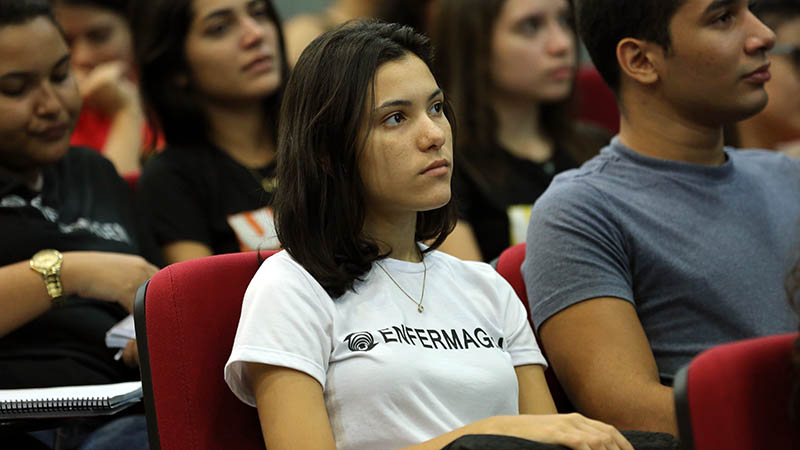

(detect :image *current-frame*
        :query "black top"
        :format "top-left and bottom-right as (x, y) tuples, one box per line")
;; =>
(0, 147), (146, 388)
(137, 143), (278, 255)
(454, 124), (610, 262)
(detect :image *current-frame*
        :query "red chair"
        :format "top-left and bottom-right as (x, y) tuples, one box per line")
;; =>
(674, 333), (800, 450)
(134, 251), (278, 450)
(575, 65), (619, 135)
(495, 243), (574, 413)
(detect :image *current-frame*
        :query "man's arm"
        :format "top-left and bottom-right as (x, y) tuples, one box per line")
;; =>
(538, 297), (677, 436)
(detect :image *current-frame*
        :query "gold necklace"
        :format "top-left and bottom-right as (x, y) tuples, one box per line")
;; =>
(375, 258), (427, 313)
(247, 168), (278, 193)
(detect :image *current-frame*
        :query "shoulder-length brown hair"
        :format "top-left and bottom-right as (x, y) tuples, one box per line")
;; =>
(429, 0), (592, 185)
(274, 21), (458, 298)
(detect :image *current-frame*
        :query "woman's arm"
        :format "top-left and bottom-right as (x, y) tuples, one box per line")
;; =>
(516, 364), (558, 415)
(247, 362), (633, 450)
(77, 61), (145, 175)
(161, 241), (214, 265)
(0, 251), (158, 337)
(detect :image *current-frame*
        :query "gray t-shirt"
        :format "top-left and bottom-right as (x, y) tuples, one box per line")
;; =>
(523, 137), (800, 381)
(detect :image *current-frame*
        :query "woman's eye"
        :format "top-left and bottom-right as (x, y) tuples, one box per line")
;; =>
(205, 22), (229, 36)
(385, 112), (405, 126)
(518, 17), (542, 35)
(0, 79), (28, 97)
(429, 102), (443, 115)
(87, 27), (112, 44)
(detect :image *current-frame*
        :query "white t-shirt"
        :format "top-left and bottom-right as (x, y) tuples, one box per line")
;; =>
(225, 249), (546, 450)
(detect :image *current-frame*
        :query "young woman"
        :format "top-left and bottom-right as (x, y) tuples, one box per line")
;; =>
(430, 0), (610, 262)
(0, 1), (158, 447)
(52, 0), (154, 176)
(132, 0), (288, 264)
(224, 22), (632, 450)
(729, 0), (800, 157)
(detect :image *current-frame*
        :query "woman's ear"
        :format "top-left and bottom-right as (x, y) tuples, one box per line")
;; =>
(616, 37), (660, 87)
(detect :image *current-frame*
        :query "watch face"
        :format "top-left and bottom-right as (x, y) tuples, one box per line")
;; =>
(33, 250), (61, 269)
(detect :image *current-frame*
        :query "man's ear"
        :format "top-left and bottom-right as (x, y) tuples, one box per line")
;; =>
(616, 38), (661, 87)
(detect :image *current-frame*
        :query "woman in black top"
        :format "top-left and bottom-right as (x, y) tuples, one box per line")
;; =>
(133, 0), (288, 264)
(430, 0), (610, 262)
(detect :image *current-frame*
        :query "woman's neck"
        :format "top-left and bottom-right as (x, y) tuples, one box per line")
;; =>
(203, 101), (275, 167)
(362, 209), (421, 262)
(491, 95), (553, 163)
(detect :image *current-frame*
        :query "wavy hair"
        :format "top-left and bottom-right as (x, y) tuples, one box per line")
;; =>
(274, 21), (457, 298)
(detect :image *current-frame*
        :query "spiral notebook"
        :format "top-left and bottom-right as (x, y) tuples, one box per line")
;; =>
(0, 381), (142, 420)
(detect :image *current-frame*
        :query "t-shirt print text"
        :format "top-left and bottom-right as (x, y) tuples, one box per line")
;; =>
(345, 324), (505, 353)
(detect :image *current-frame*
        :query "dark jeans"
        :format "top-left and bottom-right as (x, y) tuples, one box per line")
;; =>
(27, 415), (148, 450)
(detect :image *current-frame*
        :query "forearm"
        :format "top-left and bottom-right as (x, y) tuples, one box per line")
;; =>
(0, 260), (56, 337)
(103, 102), (145, 175)
(575, 378), (677, 435)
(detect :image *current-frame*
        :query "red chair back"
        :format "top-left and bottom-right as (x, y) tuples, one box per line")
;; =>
(674, 333), (800, 450)
(496, 243), (574, 413)
(134, 251), (278, 450)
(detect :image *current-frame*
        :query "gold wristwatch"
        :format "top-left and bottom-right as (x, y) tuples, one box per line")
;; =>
(30, 249), (65, 307)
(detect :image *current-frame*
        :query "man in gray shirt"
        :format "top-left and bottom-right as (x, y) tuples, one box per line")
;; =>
(523, 0), (800, 437)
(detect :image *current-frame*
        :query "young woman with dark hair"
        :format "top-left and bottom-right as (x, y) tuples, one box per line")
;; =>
(0, 0), (158, 447)
(131, 0), (288, 264)
(430, 0), (610, 262)
(51, 0), (154, 176)
(224, 21), (632, 450)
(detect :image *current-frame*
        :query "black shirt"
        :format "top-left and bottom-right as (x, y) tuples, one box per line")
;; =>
(0, 147), (144, 388)
(137, 143), (278, 255)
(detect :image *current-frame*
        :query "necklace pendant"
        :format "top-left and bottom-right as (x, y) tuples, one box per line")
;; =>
(417, 304), (424, 313)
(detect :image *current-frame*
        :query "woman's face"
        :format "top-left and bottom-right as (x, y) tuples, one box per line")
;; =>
(53, 3), (134, 78)
(358, 54), (453, 222)
(0, 17), (81, 179)
(183, 0), (282, 104)
(490, 0), (576, 104)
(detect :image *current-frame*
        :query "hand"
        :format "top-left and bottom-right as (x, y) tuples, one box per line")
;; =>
(75, 61), (141, 116)
(61, 251), (159, 313)
(121, 339), (139, 368)
(483, 413), (634, 450)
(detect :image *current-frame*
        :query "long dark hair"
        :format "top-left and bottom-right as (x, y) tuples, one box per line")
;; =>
(429, 0), (591, 191)
(129, 0), (288, 149)
(788, 258), (800, 423)
(274, 21), (458, 299)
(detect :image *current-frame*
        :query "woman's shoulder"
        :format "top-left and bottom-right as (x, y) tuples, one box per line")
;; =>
(428, 249), (505, 283)
(250, 250), (332, 300)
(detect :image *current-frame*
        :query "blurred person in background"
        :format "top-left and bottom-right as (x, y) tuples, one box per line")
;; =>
(283, 0), (377, 67)
(726, 0), (800, 157)
(0, 1), (158, 447)
(132, 0), (288, 265)
(52, 0), (157, 176)
(430, 0), (609, 262)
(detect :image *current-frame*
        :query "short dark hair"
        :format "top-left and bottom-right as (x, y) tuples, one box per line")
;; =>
(576, 0), (687, 94)
(0, 0), (55, 28)
(274, 21), (458, 298)
(130, 0), (288, 149)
